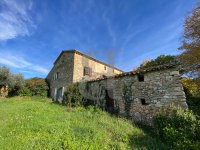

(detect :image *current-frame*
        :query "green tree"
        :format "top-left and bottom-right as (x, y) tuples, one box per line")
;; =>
(138, 55), (179, 69)
(0, 66), (12, 87)
(0, 66), (25, 96)
(9, 73), (25, 96)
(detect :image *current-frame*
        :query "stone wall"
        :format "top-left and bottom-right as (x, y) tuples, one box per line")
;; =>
(46, 52), (74, 100)
(46, 50), (123, 101)
(73, 52), (122, 82)
(78, 67), (187, 125)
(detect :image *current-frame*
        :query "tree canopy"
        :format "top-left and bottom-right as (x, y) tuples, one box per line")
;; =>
(0, 66), (24, 88)
(179, 4), (200, 75)
(138, 55), (179, 70)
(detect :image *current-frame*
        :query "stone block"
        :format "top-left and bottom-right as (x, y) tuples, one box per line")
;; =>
(170, 71), (179, 75)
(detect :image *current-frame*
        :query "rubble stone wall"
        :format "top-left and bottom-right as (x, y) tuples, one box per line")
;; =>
(46, 52), (74, 100)
(79, 68), (187, 125)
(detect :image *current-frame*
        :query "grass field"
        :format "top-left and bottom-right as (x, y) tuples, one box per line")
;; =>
(0, 97), (169, 150)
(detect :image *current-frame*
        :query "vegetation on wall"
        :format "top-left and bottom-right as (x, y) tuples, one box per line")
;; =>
(122, 83), (134, 118)
(153, 107), (200, 149)
(63, 83), (86, 107)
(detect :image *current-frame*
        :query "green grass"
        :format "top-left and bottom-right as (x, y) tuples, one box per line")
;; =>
(0, 97), (169, 150)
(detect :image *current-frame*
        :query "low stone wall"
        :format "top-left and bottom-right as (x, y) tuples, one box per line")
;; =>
(78, 67), (187, 125)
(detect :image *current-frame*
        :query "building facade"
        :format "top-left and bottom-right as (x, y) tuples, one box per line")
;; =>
(46, 50), (123, 101)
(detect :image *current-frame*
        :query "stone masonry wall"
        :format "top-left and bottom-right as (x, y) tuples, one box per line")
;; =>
(73, 52), (122, 82)
(78, 68), (187, 125)
(46, 50), (123, 101)
(46, 52), (74, 100)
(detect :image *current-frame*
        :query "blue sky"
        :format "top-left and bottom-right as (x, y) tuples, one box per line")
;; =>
(0, 0), (197, 78)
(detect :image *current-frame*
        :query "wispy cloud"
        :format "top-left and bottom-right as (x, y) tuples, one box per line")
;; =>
(0, 52), (49, 74)
(0, 0), (35, 41)
(102, 12), (117, 47)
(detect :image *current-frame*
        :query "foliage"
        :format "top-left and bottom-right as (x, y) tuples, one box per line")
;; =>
(0, 97), (169, 149)
(186, 96), (200, 116)
(138, 55), (179, 69)
(179, 4), (200, 75)
(0, 66), (25, 96)
(181, 77), (200, 116)
(181, 77), (200, 97)
(0, 66), (12, 86)
(63, 83), (86, 107)
(153, 107), (200, 149)
(25, 77), (48, 97)
(9, 73), (25, 96)
(16, 86), (32, 96)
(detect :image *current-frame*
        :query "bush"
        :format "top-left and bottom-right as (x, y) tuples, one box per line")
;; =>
(63, 83), (86, 107)
(16, 87), (32, 96)
(153, 107), (200, 149)
(187, 96), (200, 116)
(25, 78), (48, 97)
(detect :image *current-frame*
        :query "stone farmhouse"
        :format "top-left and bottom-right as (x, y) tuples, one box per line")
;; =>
(47, 49), (187, 125)
(46, 50), (123, 101)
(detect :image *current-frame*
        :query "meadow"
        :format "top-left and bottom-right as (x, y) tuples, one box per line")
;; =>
(0, 97), (169, 150)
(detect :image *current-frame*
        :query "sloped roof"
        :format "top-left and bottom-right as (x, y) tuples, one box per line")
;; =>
(87, 64), (177, 82)
(54, 49), (124, 72)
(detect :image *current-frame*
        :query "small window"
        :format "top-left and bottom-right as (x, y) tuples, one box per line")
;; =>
(104, 66), (107, 70)
(84, 67), (92, 76)
(54, 72), (59, 80)
(137, 74), (144, 82)
(141, 99), (147, 105)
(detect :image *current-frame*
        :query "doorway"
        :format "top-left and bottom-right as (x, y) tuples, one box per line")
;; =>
(105, 89), (114, 112)
(56, 87), (63, 100)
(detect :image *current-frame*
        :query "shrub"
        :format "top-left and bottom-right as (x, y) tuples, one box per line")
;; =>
(16, 87), (32, 96)
(153, 107), (200, 149)
(187, 96), (200, 116)
(63, 83), (86, 107)
(25, 78), (48, 97)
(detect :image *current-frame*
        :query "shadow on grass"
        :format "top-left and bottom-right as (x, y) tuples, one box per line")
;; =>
(128, 123), (171, 150)
(128, 133), (170, 150)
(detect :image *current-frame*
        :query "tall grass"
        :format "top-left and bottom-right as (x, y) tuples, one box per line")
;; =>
(0, 97), (168, 150)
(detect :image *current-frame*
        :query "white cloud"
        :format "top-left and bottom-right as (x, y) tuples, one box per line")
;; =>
(0, 52), (49, 74)
(0, 0), (35, 41)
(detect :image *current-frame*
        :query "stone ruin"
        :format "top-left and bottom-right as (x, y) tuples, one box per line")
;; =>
(78, 65), (187, 125)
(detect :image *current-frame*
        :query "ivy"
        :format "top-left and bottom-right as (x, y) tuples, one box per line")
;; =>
(122, 83), (134, 118)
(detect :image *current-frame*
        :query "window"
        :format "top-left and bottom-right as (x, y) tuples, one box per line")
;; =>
(84, 67), (92, 76)
(137, 74), (144, 82)
(141, 99), (148, 105)
(54, 72), (59, 80)
(104, 66), (107, 70)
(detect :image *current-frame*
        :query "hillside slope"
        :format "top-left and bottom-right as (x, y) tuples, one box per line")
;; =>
(0, 97), (168, 150)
